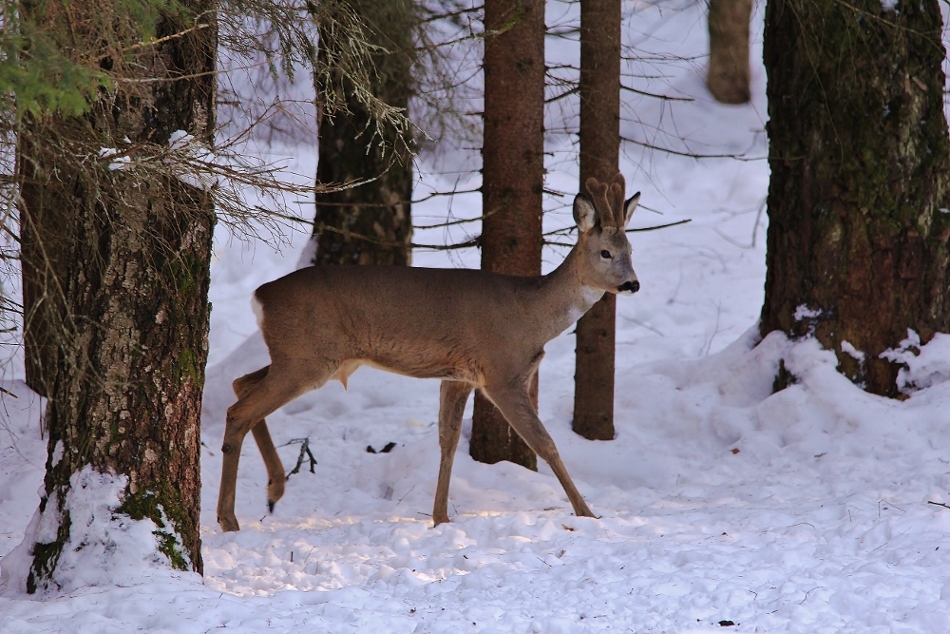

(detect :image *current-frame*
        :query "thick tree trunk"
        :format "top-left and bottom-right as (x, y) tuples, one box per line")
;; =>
(17, 3), (215, 592)
(470, 0), (545, 468)
(761, 0), (950, 397)
(573, 0), (622, 441)
(707, 0), (752, 104)
(312, 0), (414, 266)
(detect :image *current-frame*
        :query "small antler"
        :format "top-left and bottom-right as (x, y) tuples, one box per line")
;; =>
(584, 177), (614, 227)
(585, 174), (627, 228)
(609, 173), (626, 226)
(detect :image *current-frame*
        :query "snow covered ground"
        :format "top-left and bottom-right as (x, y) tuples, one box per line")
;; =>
(4, 1), (950, 632)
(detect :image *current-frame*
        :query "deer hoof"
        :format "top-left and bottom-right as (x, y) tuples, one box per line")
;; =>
(218, 515), (241, 532)
(267, 477), (285, 506)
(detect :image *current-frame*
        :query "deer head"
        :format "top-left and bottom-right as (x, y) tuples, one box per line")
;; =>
(572, 173), (640, 295)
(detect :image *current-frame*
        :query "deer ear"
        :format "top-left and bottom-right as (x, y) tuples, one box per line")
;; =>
(573, 194), (597, 233)
(622, 192), (641, 227)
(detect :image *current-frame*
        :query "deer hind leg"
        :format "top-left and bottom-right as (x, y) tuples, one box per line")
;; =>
(217, 362), (332, 532)
(433, 380), (473, 526)
(232, 367), (287, 513)
(250, 422), (284, 513)
(482, 378), (595, 520)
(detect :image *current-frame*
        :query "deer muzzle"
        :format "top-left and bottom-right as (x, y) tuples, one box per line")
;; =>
(618, 280), (640, 294)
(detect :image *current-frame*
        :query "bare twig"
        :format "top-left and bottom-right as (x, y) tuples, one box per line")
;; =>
(284, 438), (318, 479)
(627, 219), (692, 233)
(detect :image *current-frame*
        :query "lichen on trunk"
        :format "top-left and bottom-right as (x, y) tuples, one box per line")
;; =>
(25, 172), (213, 591)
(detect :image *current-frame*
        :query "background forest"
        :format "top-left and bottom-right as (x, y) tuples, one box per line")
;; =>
(3, 0), (950, 632)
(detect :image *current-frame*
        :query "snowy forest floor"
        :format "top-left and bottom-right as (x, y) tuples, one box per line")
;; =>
(4, 2), (950, 632)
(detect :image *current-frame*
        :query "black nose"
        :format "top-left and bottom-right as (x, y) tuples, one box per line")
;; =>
(619, 280), (640, 294)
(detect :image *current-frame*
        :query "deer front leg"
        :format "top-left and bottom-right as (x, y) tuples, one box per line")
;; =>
(482, 381), (595, 520)
(433, 380), (473, 525)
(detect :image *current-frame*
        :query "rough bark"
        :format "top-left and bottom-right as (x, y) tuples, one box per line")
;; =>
(311, 0), (415, 266)
(761, 0), (950, 397)
(707, 0), (753, 104)
(573, 0), (622, 441)
(470, 0), (545, 468)
(17, 2), (215, 591)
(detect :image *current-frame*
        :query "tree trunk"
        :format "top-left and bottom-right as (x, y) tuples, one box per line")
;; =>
(707, 0), (752, 104)
(573, 0), (622, 441)
(470, 0), (545, 468)
(311, 0), (414, 266)
(17, 2), (215, 592)
(761, 0), (950, 398)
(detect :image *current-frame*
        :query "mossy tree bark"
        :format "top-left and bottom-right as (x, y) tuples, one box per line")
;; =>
(572, 0), (622, 441)
(761, 0), (950, 397)
(707, 0), (752, 104)
(470, 0), (544, 469)
(17, 1), (215, 591)
(311, 0), (415, 266)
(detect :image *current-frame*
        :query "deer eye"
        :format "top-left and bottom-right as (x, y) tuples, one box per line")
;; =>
(600, 250), (612, 259)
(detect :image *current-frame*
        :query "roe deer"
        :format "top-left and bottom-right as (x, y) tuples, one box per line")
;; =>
(217, 173), (640, 531)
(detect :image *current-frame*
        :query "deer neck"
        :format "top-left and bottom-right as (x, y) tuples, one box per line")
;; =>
(534, 246), (605, 341)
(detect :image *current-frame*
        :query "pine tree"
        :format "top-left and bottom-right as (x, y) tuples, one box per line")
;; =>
(16, 0), (215, 590)
(572, 0), (622, 440)
(707, 0), (752, 104)
(761, 0), (950, 397)
(311, 0), (416, 266)
(469, 0), (545, 468)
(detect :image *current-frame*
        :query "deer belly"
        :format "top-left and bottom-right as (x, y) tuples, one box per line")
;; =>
(347, 355), (482, 384)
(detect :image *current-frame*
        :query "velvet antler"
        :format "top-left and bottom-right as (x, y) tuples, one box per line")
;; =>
(585, 173), (627, 228)
(609, 173), (626, 226)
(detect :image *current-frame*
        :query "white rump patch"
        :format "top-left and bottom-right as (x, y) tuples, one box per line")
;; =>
(251, 295), (265, 329)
